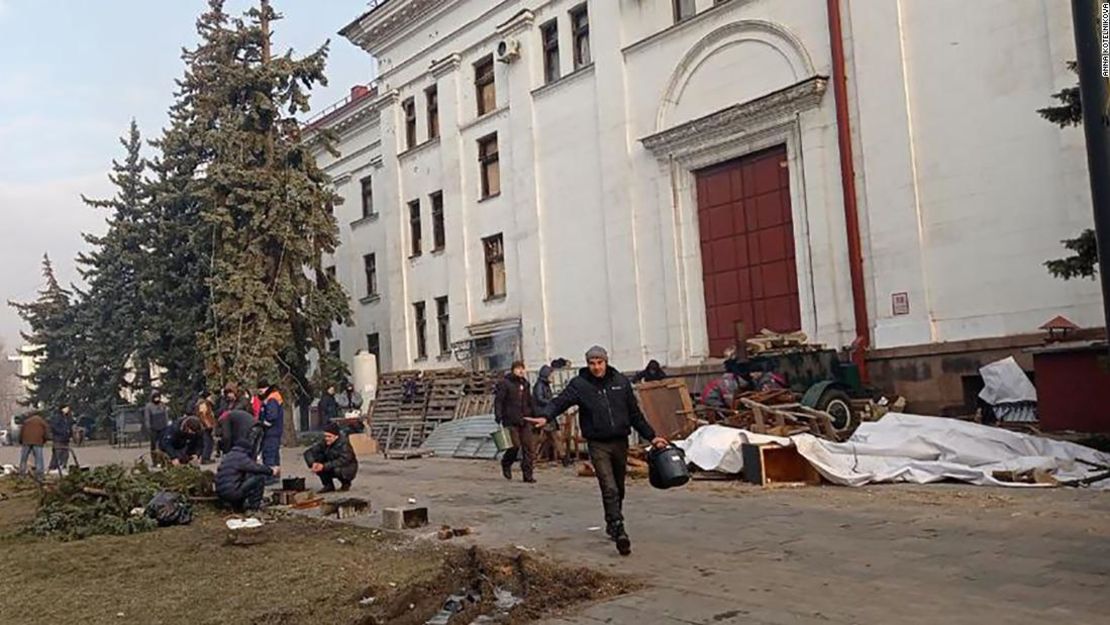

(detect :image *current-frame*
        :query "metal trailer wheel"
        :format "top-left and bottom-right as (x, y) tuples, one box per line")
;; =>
(816, 389), (858, 434)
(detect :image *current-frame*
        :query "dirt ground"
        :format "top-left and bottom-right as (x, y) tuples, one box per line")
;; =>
(0, 478), (631, 625)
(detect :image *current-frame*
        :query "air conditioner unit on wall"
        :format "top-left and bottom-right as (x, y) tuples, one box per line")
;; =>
(496, 38), (520, 63)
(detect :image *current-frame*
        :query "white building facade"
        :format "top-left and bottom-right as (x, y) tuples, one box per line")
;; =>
(311, 0), (1099, 409)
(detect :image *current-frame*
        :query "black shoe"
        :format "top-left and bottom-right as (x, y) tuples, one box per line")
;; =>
(338, 482), (351, 492)
(501, 465), (512, 480)
(615, 529), (631, 556)
(317, 486), (336, 494)
(523, 476), (536, 483)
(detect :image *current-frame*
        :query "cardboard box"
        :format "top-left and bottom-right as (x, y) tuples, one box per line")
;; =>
(348, 432), (379, 457)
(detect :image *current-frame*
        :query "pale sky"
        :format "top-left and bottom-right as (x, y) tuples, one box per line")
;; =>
(0, 0), (374, 349)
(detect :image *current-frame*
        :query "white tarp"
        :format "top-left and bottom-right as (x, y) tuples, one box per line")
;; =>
(676, 414), (1110, 489)
(978, 356), (1037, 404)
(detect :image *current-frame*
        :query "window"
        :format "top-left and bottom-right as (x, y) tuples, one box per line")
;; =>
(329, 339), (341, 356)
(541, 20), (560, 84)
(325, 265), (336, 281)
(478, 134), (500, 198)
(366, 333), (380, 362)
(431, 192), (445, 251)
(363, 253), (377, 297)
(673, 0), (696, 22)
(408, 200), (422, 256)
(475, 56), (496, 116)
(426, 86), (439, 140)
(483, 234), (506, 299)
(413, 301), (427, 360)
(571, 5), (590, 68)
(436, 296), (450, 355)
(402, 97), (417, 148)
(360, 176), (374, 218)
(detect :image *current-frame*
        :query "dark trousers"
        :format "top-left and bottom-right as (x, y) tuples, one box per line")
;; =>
(201, 429), (215, 463)
(149, 427), (166, 453)
(261, 433), (281, 470)
(222, 474), (267, 511)
(501, 424), (537, 479)
(49, 444), (71, 471)
(317, 469), (352, 490)
(587, 439), (629, 526)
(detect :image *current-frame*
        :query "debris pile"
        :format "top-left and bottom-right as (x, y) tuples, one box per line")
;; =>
(25, 462), (213, 540)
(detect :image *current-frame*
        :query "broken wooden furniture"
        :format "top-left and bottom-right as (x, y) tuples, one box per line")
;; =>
(738, 398), (844, 441)
(741, 443), (822, 487)
(635, 378), (697, 440)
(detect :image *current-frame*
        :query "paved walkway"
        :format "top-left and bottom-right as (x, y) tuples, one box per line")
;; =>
(5, 443), (1108, 624)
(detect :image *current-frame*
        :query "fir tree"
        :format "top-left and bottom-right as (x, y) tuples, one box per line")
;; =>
(71, 120), (153, 419)
(8, 255), (77, 410)
(1039, 61), (1097, 280)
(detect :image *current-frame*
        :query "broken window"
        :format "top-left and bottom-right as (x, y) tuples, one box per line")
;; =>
(403, 97), (417, 148)
(431, 191), (445, 251)
(475, 56), (496, 116)
(409, 199), (422, 256)
(414, 301), (427, 360)
(436, 296), (450, 355)
(541, 20), (560, 84)
(483, 234), (506, 299)
(363, 253), (377, 297)
(426, 85), (439, 140)
(571, 5), (590, 69)
(360, 175), (374, 218)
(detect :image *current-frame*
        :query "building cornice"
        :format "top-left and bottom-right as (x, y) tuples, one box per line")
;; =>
(341, 0), (466, 56)
(641, 77), (828, 157)
(429, 53), (461, 79)
(496, 9), (535, 37)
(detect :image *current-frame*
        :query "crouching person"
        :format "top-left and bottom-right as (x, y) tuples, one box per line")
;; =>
(304, 422), (358, 493)
(216, 439), (279, 512)
(158, 416), (204, 466)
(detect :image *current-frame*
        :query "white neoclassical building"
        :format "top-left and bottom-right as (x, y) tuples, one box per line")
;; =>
(308, 0), (1099, 413)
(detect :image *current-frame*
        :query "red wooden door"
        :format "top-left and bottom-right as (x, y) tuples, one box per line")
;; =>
(696, 145), (800, 357)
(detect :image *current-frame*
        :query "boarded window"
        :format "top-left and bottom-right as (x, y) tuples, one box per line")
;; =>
(475, 56), (496, 115)
(478, 134), (500, 198)
(483, 234), (506, 299)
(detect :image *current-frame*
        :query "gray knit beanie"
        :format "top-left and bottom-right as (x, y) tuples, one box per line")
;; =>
(585, 345), (609, 361)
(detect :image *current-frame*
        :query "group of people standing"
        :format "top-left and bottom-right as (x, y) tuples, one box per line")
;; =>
(15, 404), (77, 480)
(495, 347), (669, 556)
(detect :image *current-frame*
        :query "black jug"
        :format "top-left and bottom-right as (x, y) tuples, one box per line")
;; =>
(648, 444), (690, 489)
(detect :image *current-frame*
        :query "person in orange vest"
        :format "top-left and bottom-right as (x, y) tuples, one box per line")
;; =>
(257, 381), (284, 485)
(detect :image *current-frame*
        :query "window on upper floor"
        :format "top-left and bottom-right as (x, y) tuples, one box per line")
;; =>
(413, 301), (427, 360)
(430, 191), (445, 251)
(541, 20), (560, 84)
(478, 134), (500, 199)
(475, 55), (496, 116)
(426, 85), (439, 140)
(570, 4), (591, 69)
(363, 253), (377, 297)
(674, 0), (696, 22)
(408, 200), (422, 257)
(483, 234), (506, 299)
(435, 296), (450, 355)
(402, 97), (417, 149)
(360, 175), (374, 219)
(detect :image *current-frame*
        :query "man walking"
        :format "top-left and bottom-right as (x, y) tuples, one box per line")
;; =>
(539, 346), (667, 556)
(143, 391), (170, 454)
(48, 404), (75, 474)
(532, 365), (571, 466)
(494, 360), (540, 483)
(18, 412), (49, 481)
(257, 381), (284, 484)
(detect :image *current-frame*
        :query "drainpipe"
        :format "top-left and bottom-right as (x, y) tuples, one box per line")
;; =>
(827, 0), (871, 382)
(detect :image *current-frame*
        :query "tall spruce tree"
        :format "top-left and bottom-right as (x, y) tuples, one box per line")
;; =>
(8, 255), (77, 410)
(141, 0), (349, 414)
(72, 120), (153, 419)
(1039, 61), (1097, 280)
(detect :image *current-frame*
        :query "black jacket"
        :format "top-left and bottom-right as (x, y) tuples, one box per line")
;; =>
(144, 402), (169, 431)
(494, 373), (534, 426)
(304, 435), (359, 482)
(218, 410), (257, 455)
(319, 393), (339, 422)
(543, 366), (657, 442)
(50, 413), (74, 445)
(158, 417), (203, 462)
(215, 440), (272, 498)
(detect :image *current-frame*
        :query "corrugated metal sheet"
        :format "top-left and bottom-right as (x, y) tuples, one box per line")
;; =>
(420, 414), (501, 460)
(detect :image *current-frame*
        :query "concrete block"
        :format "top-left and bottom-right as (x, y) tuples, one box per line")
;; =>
(382, 506), (429, 530)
